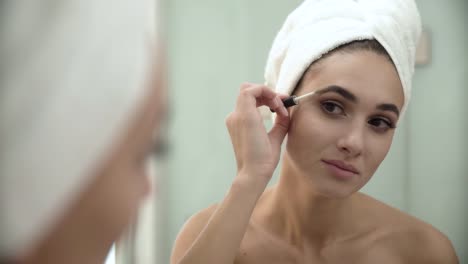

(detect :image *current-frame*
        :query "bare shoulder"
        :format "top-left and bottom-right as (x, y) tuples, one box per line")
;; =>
(170, 204), (219, 264)
(386, 219), (459, 263)
(406, 224), (459, 264)
(358, 193), (459, 263)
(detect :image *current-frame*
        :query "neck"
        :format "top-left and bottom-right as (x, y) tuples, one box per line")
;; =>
(260, 154), (363, 249)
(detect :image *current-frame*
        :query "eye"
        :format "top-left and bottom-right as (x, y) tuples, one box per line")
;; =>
(150, 139), (168, 159)
(368, 117), (395, 132)
(139, 139), (167, 166)
(321, 101), (345, 115)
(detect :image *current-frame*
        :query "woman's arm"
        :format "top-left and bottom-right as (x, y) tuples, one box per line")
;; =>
(170, 175), (268, 264)
(170, 83), (290, 264)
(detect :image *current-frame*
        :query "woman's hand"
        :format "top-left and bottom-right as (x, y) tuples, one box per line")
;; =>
(171, 83), (290, 264)
(226, 83), (290, 185)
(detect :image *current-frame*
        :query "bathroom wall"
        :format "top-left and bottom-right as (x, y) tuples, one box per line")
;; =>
(162, 0), (468, 262)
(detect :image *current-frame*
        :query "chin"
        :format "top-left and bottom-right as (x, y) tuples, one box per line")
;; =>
(306, 176), (360, 199)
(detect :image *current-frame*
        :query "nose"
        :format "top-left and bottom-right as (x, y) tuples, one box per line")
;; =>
(336, 123), (364, 158)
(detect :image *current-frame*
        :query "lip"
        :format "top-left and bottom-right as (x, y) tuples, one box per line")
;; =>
(321, 159), (359, 180)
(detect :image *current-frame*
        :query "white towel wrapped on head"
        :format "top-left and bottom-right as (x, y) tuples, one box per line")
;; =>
(0, 0), (157, 258)
(265, 0), (422, 115)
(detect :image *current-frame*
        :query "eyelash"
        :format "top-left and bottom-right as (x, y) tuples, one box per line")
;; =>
(321, 101), (345, 115)
(140, 140), (166, 165)
(320, 101), (396, 132)
(150, 140), (167, 158)
(368, 117), (395, 132)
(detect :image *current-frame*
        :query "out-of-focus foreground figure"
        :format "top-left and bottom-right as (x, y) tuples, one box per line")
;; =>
(0, 1), (166, 263)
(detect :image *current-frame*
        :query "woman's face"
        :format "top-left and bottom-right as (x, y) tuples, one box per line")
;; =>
(20, 52), (168, 262)
(285, 50), (404, 198)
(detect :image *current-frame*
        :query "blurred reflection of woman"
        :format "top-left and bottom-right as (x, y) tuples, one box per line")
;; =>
(1, 1), (167, 263)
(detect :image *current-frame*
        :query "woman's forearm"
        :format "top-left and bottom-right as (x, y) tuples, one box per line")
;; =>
(176, 174), (267, 264)
(174, 84), (289, 264)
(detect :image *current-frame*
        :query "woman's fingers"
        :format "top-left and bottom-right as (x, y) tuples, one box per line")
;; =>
(226, 83), (291, 180)
(268, 109), (290, 150)
(235, 84), (288, 117)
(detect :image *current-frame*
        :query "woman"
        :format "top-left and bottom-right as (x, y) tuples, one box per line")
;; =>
(0, 1), (166, 263)
(171, 0), (459, 263)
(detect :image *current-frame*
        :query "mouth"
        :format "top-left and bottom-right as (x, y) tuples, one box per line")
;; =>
(321, 159), (359, 180)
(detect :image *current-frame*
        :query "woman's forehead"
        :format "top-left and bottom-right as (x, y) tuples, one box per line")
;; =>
(299, 51), (404, 109)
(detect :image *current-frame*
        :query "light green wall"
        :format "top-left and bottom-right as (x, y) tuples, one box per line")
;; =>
(408, 0), (468, 260)
(163, 1), (467, 262)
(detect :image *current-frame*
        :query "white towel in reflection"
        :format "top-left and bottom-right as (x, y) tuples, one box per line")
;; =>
(0, 0), (156, 258)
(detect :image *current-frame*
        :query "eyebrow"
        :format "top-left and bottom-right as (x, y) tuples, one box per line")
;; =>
(376, 103), (400, 117)
(316, 85), (400, 117)
(316, 85), (358, 103)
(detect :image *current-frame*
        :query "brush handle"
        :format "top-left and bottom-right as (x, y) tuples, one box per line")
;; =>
(269, 96), (297, 113)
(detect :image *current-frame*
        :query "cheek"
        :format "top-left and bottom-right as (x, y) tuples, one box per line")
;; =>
(131, 157), (153, 195)
(286, 111), (334, 161)
(75, 160), (149, 237)
(364, 133), (394, 174)
(99, 149), (152, 210)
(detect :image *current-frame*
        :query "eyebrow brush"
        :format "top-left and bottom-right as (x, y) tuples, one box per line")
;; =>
(270, 90), (317, 112)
